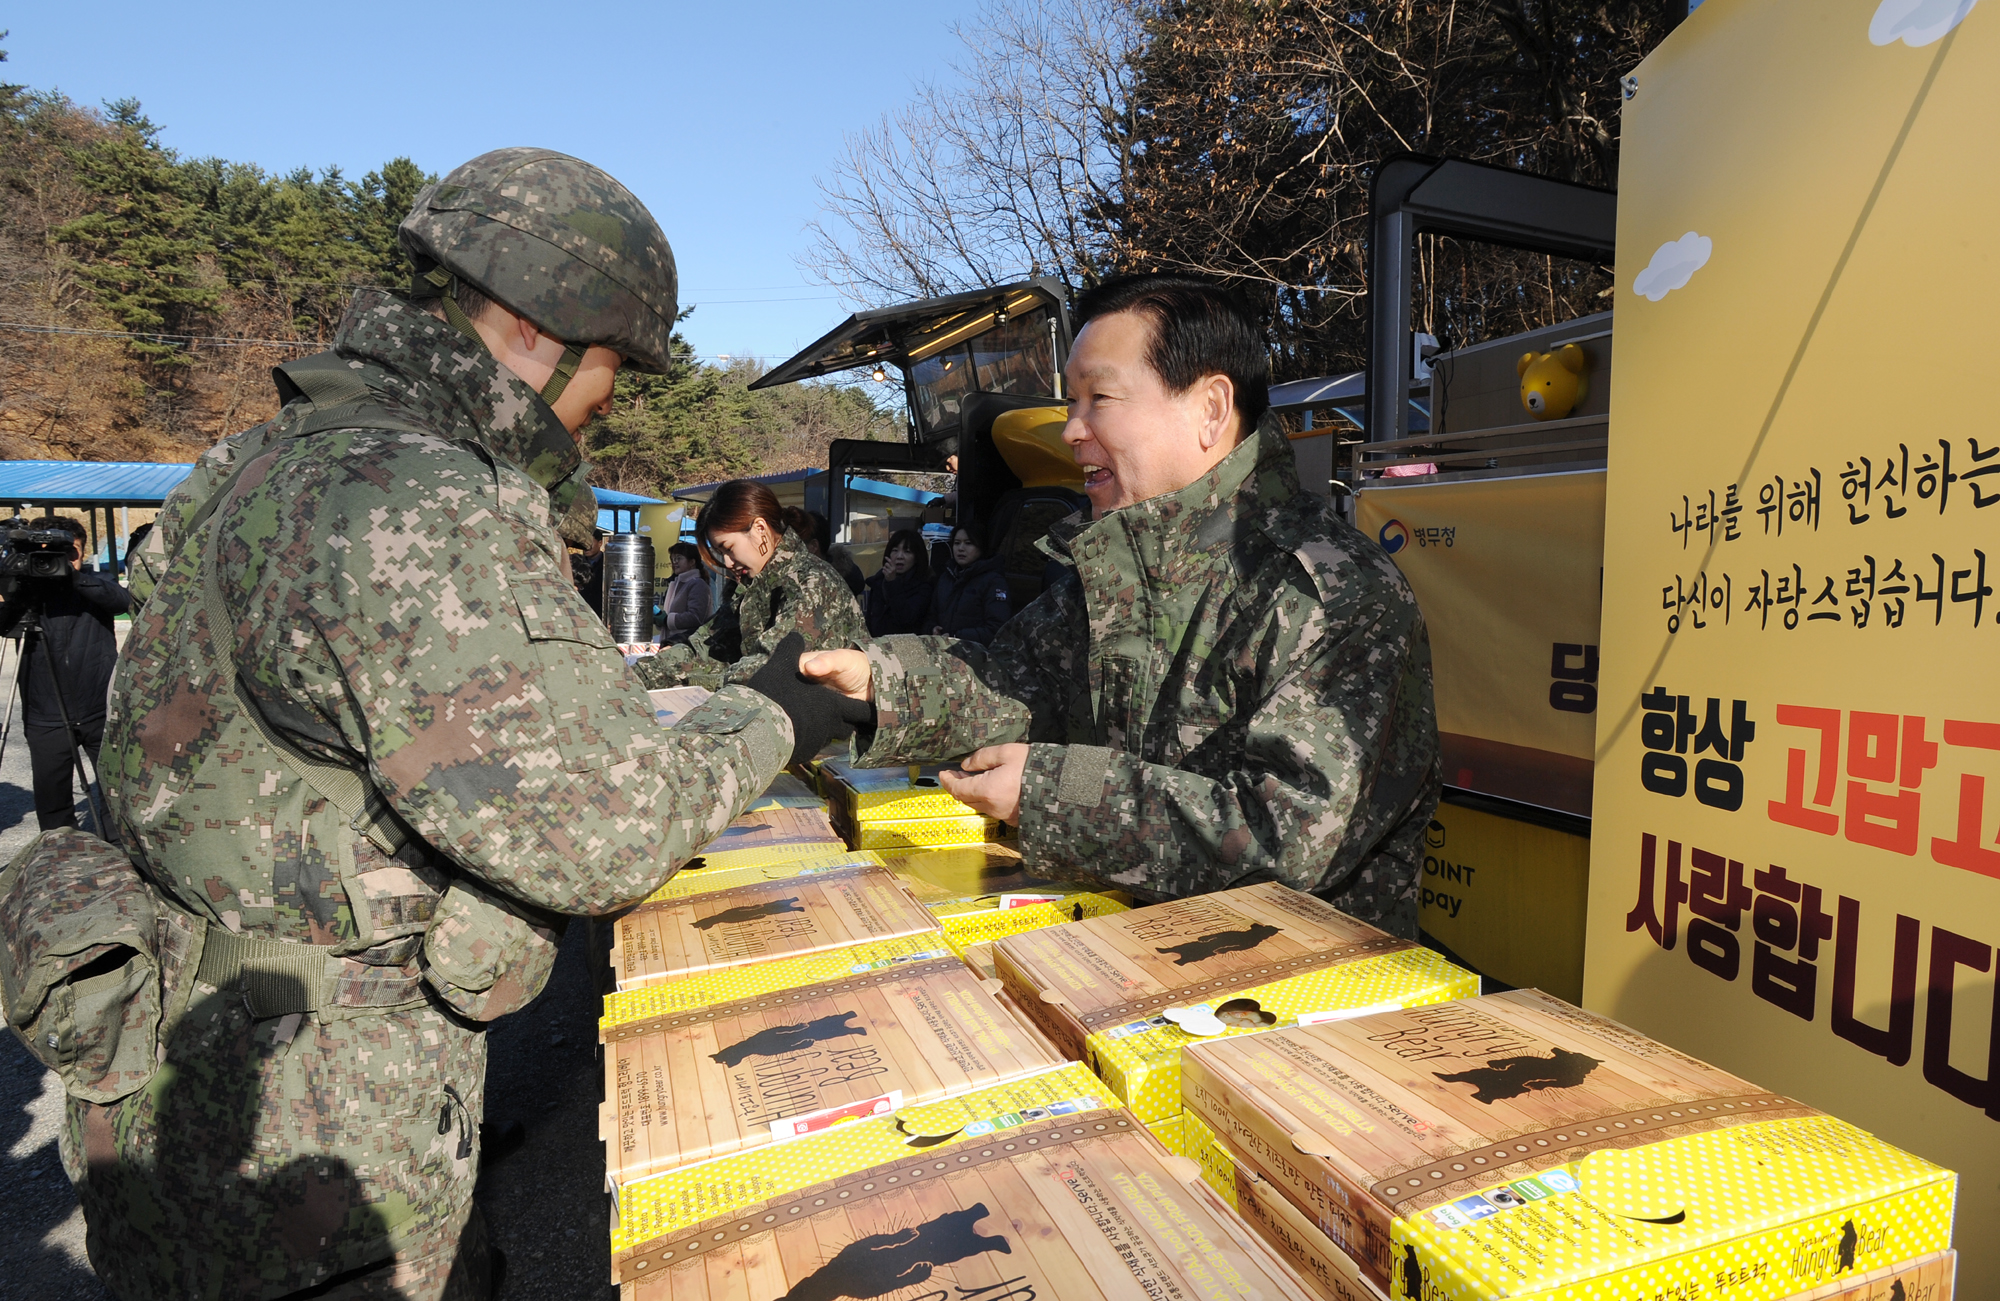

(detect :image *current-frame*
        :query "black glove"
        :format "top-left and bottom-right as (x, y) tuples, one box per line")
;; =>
(741, 632), (877, 767)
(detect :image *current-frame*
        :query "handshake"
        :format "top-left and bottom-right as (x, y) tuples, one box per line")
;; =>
(741, 633), (876, 767)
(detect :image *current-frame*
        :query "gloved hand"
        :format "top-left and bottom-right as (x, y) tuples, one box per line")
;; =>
(742, 632), (877, 767)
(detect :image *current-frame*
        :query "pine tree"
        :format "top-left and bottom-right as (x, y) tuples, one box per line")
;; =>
(53, 99), (218, 376)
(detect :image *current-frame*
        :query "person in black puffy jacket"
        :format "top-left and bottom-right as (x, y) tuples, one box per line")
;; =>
(927, 525), (1011, 644)
(865, 528), (932, 636)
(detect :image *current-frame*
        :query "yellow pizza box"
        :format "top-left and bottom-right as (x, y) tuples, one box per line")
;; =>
(882, 843), (1133, 953)
(614, 1099), (1320, 1301)
(637, 850), (885, 906)
(600, 956), (1063, 1185)
(1181, 989), (1957, 1299)
(994, 882), (1478, 1123)
(1787, 1252), (1954, 1299)
(819, 758), (980, 821)
(845, 812), (1008, 852)
(599, 933), (958, 1041)
(1181, 1106), (1239, 1209)
(609, 866), (940, 991)
(1146, 1110), (1182, 1156)
(609, 1059), (1120, 1280)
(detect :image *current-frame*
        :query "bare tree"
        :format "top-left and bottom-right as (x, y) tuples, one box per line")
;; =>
(801, 0), (1140, 303)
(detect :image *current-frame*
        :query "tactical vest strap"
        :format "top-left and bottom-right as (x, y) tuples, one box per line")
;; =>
(197, 516), (407, 857)
(193, 925), (339, 1016)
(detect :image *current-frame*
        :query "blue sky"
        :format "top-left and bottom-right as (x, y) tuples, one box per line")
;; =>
(5, 1), (977, 368)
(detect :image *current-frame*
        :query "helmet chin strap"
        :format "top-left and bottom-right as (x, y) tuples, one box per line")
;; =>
(539, 343), (587, 407)
(417, 266), (587, 408)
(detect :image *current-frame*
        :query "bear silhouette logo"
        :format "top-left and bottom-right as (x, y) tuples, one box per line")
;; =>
(1157, 921), (1281, 965)
(1888, 1281), (1906, 1301)
(711, 1011), (866, 1067)
(780, 1203), (1011, 1301)
(1433, 1047), (1602, 1103)
(1838, 1219), (1858, 1272)
(1400, 1244), (1426, 1300)
(692, 896), (805, 930)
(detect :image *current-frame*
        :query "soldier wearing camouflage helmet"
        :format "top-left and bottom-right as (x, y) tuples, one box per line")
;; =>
(77, 148), (853, 1300)
(802, 274), (1440, 935)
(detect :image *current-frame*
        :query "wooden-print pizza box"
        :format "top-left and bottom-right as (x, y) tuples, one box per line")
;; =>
(636, 850), (884, 907)
(599, 933), (959, 1041)
(1181, 989), (1956, 1299)
(993, 882), (1478, 1122)
(600, 956), (1064, 1185)
(694, 805), (843, 857)
(884, 844), (1133, 954)
(1181, 1106), (1390, 1301)
(609, 866), (939, 991)
(615, 1101), (1320, 1301)
(646, 686), (712, 727)
(1788, 1252), (1953, 1300)
(609, 1059), (1123, 1281)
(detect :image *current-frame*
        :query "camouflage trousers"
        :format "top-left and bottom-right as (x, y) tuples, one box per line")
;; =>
(65, 986), (488, 1301)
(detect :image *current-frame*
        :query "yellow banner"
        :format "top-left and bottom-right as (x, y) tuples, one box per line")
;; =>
(1585, 1), (1997, 1291)
(1358, 471), (1604, 815)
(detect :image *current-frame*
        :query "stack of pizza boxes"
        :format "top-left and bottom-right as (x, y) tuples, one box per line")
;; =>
(989, 882), (1481, 1158)
(597, 728), (1332, 1300)
(598, 853), (1322, 1301)
(1175, 988), (1958, 1300)
(818, 757), (1014, 851)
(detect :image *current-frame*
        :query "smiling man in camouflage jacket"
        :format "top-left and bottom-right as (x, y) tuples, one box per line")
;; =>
(76, 150), (839, 1301)
(804, 275), (1439, 936)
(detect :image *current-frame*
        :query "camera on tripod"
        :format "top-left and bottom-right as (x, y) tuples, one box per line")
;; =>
(0, 522), (79, 581)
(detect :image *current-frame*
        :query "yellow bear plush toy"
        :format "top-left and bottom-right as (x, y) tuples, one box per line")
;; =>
(1516, 343), (1591, 420)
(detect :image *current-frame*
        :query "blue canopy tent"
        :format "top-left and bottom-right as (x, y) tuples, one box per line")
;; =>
(0, 460), (669, 570)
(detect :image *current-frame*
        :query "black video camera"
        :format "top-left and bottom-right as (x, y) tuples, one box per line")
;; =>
(0, 522), (80, 581)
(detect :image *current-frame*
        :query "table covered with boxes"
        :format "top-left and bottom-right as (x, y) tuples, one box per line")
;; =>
(590, 691), (1958, 1300)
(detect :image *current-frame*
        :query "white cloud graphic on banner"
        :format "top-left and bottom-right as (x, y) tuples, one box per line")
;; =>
(1870, 0), (1980, 46)
(1633, 232), (1713, 302)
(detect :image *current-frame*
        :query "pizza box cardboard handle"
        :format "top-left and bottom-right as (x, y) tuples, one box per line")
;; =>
(1162, 1154), (1203, 1185)
(1290, 1130), (1340, 1159)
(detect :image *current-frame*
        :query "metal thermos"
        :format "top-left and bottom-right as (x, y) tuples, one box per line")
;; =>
(602, 534), (655, 644)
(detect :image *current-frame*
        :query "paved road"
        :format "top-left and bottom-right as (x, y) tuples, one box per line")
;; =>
(0, 637), (618, 1301)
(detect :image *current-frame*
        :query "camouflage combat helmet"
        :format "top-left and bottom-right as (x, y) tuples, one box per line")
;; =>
(399, 148), (679, 403)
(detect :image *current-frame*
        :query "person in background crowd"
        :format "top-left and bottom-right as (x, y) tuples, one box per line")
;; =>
(657, 540), (711, 645)
(799, 508), (866, 595)
(73, 147), (855, 1301)
(927, 524), (1010, 644)
(802, 273), (1438, 936)
(632, 480), (865, 689)
(572, 525), (608, 615)
(864, 528), (932, 637)
(0, 515), (130, 830)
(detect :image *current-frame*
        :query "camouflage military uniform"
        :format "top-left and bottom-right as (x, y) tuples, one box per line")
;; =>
(853, 421), (1439, 936)
(81, 289), (791, 1300)
(632, 535), (865, 689)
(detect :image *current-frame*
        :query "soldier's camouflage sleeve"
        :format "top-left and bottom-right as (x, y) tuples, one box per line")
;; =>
(1008, 612), (1439, 920)
(127, 421), (276, 606)
(223, 431), (793, 914)
(853, 579), (1087, 762)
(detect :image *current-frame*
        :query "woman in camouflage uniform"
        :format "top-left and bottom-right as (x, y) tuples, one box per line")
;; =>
(633, 481), (865, 689)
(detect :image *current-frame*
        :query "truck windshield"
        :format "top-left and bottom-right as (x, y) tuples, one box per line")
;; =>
(907, 305), (1057, 437)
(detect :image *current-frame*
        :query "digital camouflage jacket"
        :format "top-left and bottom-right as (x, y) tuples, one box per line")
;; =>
(84, 290), (790, 1300)
(855, 421), (1439, 936)
(633, 534), (866, 689)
